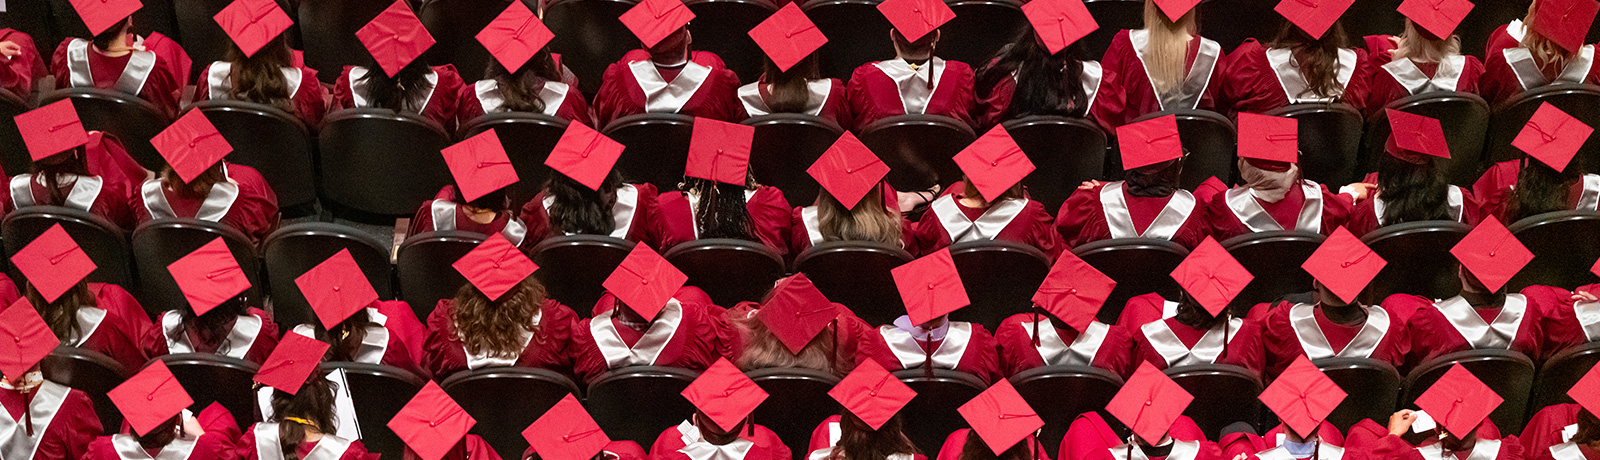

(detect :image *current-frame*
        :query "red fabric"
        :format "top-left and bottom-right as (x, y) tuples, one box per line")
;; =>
(1081, 439), (1227, 460)
(652, 186), (794, 260)
(422, 298), (580, 381)
(971, 66), (1116, 133)
(0, 385), (101, 460)
(1202, 183), (1357, 241)
(936, 429), (1053, 460)
(138, 308), (282, 365)
(0, 283), (151, 372)
(332, 64), (468, 133)
(1471, 161), (1600, 222)
(993, 313), (1133, 378)
(1520, 404), (1581, 459)
(1530, 444), (1599, 460)
(733, 79), (853, 128)
(1485, 24), (1522, 59)
(1260, 302), (1409, 378)
(84, 405), (240, 460)
(1128, 317), (1266, 375)
(571, 296), (737, 384)
(858, 320), (1002, 384)
(238, 424), (374, 460)
(1395, 291), (1545, 368)
(0, 274), (20, 307)
(1344, 185), (1481, 238)
(592, 51), (743, 128)
(1362, 57), (1484, 118)
(131, 163), (281, 244)
(192, 62), (330, 129)
(139, 33), (190, 89)
(1527, 283), (1600, 360)
(2, 171), (140, 232)
(1219, 40), (1375, 116)
(519, 182), (663, 249)
(1218, 422), (1347, 460)
(454, 77), (596, 127)
(0, 29), (45, 96)
(908, 195), (1061, 259)
(646, 422), (791, 460)
(844, 59), (977, 131)
(1120, 293), (1175, 329)
(1344, 432), (1525, 460)
(408, 187), (521, 243)
(1054, 183), (1208, 250)
(1097, 30), (1226, 127)
(1480, 46), (1600, 106)
(49, 38), (182, 120)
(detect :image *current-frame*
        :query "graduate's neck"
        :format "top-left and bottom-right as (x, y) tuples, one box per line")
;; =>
(1459, 290), (1501, 309)
(1319, 302), (1367, 326)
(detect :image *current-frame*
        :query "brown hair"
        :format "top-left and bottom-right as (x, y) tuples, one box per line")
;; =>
(1521, 0), (1579, 79)
(31, 147), (93, 206)
(272, 369), (338, 460)
(1575, 409), (1599, 446)
(225, 33), (296, 113)
(816, 186), (902, 247)
(450, 276), (548, 359)
(92, 17), (134, 51)
(1392, 19), (1462, 63)
(161, 163), (228, 201)
(957, 429), (1035, 460)
(25, 281), (95, 342)
(1269, 21), (1350, 100)
(761, 54), (823, 114)
(1140, 0), (1198, 97)
(960, 177), (1026, 205)
(830, 412), (919, 460)
(485, 49), (564, 114)
(730, 311), (837, 374)
(137, 417), (181, 450)
(326, 308), (376, 362)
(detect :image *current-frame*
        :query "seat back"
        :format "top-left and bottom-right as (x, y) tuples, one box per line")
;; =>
(418, 0), (522, 83)
(1485, 82), (1600, 169)
(1402, 349), (1537, 434)
(42, 347), (128, 434)
(395, 231), (485, 321)
(1529, 342), (1600, 416)
(319, 109), (454, 218)
(1003, 116), (1108, 213)
(441, 367), (582, 458)
(191, 101), (318, 211)
(297, 0), (396, 83)
(1081, 0), (1142, 58)
(158, 353), (262, 430)
(40, 88), (170, 171)
(1507, 211), (1600, 290)
(322, 362), (428, 460)
(2, 206), (133, 290)
(263, 223), (395, 334)
(0, 89), (35, 176)
(803, 0), (895, 80)
(1266, 103), (1364, 185)
(858, 115), (977, 191)
(131, 219), (262, 318)
(685, 0), (776, 82)
(745, 114), (845, 208)
(937, 0), (1028, 66)
(1009, 365), (1124, 458)
(544, 0), (641, 94)
(1360, 221), (1470, 303)
(1073, 238), (1190, 324)
(893, 369), (988, 454)
(793, 241), (913, 326)
(948, 240), (1052, 330)
(1128, 110), (1237, 190)
(1364, 92), (1492, 187)
(664, 239), (786, 307)
(459, 113), (569, 209)
(529, 235), (636, 316)
(1220, 231), (1324, 312)
(1314, 358), (1403, 432)
(604, 114), (696, 192)
(1165, 364), (1264, 439)
(586, 366), (702, 447)
(746, 368), (842, 458)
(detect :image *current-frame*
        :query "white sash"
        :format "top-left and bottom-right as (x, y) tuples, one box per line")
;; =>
(1433, 295), (1527, 350)
(354, 307), (390, 364)
(349, 67), (438, 113)
(1549, 443), (1588, 460)
(1224, 182), (1323, 233)
(473, 79), (568, 117)
(928, 195), (1026, 244)
(878, 322), (972, 369)
(1110, 441), (1202, 460)
(66, 39), (156, 95)
(253, 423), (354, 460)
(0, 381), (70, 460)
(1265, 48), (1357, 103)
(1024, 320), (1110, 366)
(1417, 439), (1500, 460)
(1287, 303), (1390, 359)
(1574, 299), (1600, 342)
(1140, 318), (1244, 367)
(161, 310), (262, 359)
(140, 165), (241, 222)
(10, 174), (103, 212)
(675, 422), (756, 460)
(737, 80), (833, 117)
(543, 184), (639, 239)
(206, 62), (304, 100)
(800, 206), (823, 247)
(1257, 443), (1344, 460)
(1372, 186), (1464, 225)
(463, 311), (539, 369)
(1129, 30), (1221, 110)
(1382, 56), (1466, 94)
(1101, 182), (1196, 240)
(630, 60), (712, 114)
(1503, 46), (1596, 90)
(429, 200), (529, 246)
(111, 434), (198, 460)
(590, 299), (684, 368)
(68, 306), (108, 347)
(872, 58), (947, 115)
(1576, 175), (1600, 211)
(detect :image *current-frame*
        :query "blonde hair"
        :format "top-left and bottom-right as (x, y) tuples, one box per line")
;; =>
(1392, 19), (1461, 63)
(1141, 0), (1198, 96)
(1520, 0), (1577, 78)
(816, 186), (903, 247)
(730, 312), (837, 374)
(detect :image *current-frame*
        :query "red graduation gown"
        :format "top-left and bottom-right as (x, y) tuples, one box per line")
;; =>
(332, 65), (467, 133)
(1358, 35), (1483, 117)
(1392, 292), (1544, 368)
(787, 204), (919, 256)
(1343, 184), (1478, 239)
(0, 381), (102, 460)
(1260, 302), (1409, 378)
(1470, 161), (1600, 223)
(422, 298), (580, 381)
(859, 318), (1002, 384)
(1524, 283), (1600, 361)
(722, 300), (878, 373)
(454, 76), (596, 127)
(993, 313), (1133, 378)
(2, 171), (139, 233)
(845, 57), (977, 130)
(1202, 182), (1356, 241)
(287, 300), (428, 379)
(49, 38), (182, 120)
(592, 50), (743, 128)
(571, 295), (737, 384)
(238, 423), (372, 460)
(1218, 422), (1347, 460)
(937, 429), (1053, 460)
(1082, 440), (1228, 460)
(519, 182), (663, 249)
(193, 62), (329, 129)
(1054, 182), (1207, 250)
(653, 186), (794, 260)
(908, 194), (1061, 259)
(1485, 23), (1525, 62)
(0, 29), (45, 96)
(1521, 404), (1583, 460)
(1129, 316), (1266, 376)
(1059, 412), (1211, 460)
(734, 79), (853, 128)
(0, 283), (151, 373)
(139, 308), (282, 365)
(971, 61), (1114, 133)
(1219, 40), (1374, 116)
(132, 163), (280, 244)
(1097, 30), (1226, 127)
(1480, 45), (1600, 106)
(1345, 432), (1524, 460)
(646, 422), (791, 460)
(83, 403), (240, 460)
(407, 186), (530, 248)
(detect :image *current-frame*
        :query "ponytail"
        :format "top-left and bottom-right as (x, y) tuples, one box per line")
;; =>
(271, 369), (338, 460)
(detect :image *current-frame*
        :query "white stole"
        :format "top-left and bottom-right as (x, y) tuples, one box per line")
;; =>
(10, 174), (104, 211)
(463, 311), (540, 369)
(1574, 299), (1600, 342)
(1024, 320), (1111, 366)
(1382, 56), (1466, 94)
(1549, 443), (1589, 460)
(1287, 303), (1390, 359)
(1257, 443), (1344, 460)
(1417, 439), (1501, 460)
(871, 58), (947, 115)
(1503, 46), (1596, 90)
(472, 79), (568, 117)
(1576, 175), (1600, 211)
(878, 322), (973, 369)
(1140, 318), (1244, 367)
(629, 60), (713, 114)
(66, 39), (156, 96)
(1129, 30), (1221, 110)
(206, 62), (304, 100)
(0, 381), (71, 460)
(140, 164), (241, 222)
(111, 433), (198, 460)
(1110, 441), (1203, 460)
(348, 66), (439, 113)
(1223, 182), (1323, 233)
(1101, 182), (1196, 240)
(928, 195), (1027, 244)
(543, 184), (640, 239)
(429, 200), (529, 246)
(737, 80), (833, 117)
(675, 422), (755, 460)
(1264, 48), (1357, 103)
(800, 206), (823, 247)
(590, 300), (684, 369)
(1432, 295), (1528, 349)
(252, 423), (354, 460)
(161, 310), (262, 360)
(68, 306), (108, 347)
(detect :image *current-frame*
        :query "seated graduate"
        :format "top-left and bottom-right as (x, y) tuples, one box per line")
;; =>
(0, 308), (102, 460)
(1481, 0), (1600, 106)
(1473, 106), (1600, 223)
(240, 366), (371, 460)
(1060, 411), (1209, 460)
(520, 124), (662, 247)
(49, 1), (183, 119)
(409, 134), (530, 247)
(1524, 278), (1600, 362)
(994, 252), (1133, 378)
(859, 250), (1001, 384)
(1518, 364), (1600, 460)
(654, 120), (793, 258)
(1393, 217), (1545, 368)
(9, 227), (150, 373)
(1361, 9), (1484, 117)
(333, 1), (466, 131)
(808, 361), (926, 460)
(1222, 6), (1372, 116)
(1260, 229), (1409, 378)
(457, 2), (594, 127)
(1220, 356), (1350, 460)
(1129, 238), (1265, 376)
(139, 240), (279, 364)
(1056, 116), (1207, 250)
(790, 133), (916, 255)
(936, 380), (1052, 460)
(972, 1), (1111, 132)
(1345, 110), (1478, 238)
(134, 112), (280, 243)
(287, 250), (427, 378)
(7, 102), (141, 232)
(593, 0), (742, 127)
(648, 359), (791, 460)
(1082, 363), (1228, 460)
(727, 274), (875, 376)
(1344, 367), (1524, 460)
(521, 393), (647, 460)
(1097, 0), (1225, 127)
(571, 246), (736, 384)
(87, 388), (240, 460)
(1202, 114), (1363, 241)
(845, 0), (976, 130)
(738, 5), (852, 127)
(197, 1), (329, 129)
(907, 127), (1061, 259)
(0, 28), (45, 97)
(424, 235), (579, 380)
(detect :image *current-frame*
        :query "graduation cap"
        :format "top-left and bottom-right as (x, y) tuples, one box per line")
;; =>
(1237, 112), (1299, 164)
(295, 249), (381, 329)
(1031, 251), (1116, 333)
(681, 358), (769, 432)
(685, 118), (755, 186)
(453, 233), (539, 301)
(958, 379), (1045, 455)
(1300, 227), (1387, 304)
(476, 1), (555, 74)
(390, 381), (478, 460)
(1532, 0), (1600, 53)
(254, 332), (330, 395)
(1170, 236), (1253, 317)
(1274, 0), (1356, 39)
(1258, 356), (1346, 438)
(1021, 0), (1098, 54)
(442, 130), (519, 202)
(1384, 109), (1451, 164)
(214, 0), (294, 57)
(545, 122), (625, 191)
(68, 0), (143, 36)
(0, 298), (59, 383)
(1414, 364), (1501, 439)
(829, 360), (917, 430)
(619, 0), (696, 48)
(1107, 362), (1194, 444)
(152, 110), (233, 183)
(1117, 115), (1183, 170)
(808, 131), (890, 209)
(954, 125), (1036, 202)
(1568, 361), (1600, 418)
(748, 3), (828, 72)
(11, 224), (97, 303)
(1397, 0), (1473, 39)
(356, 0), (437, 77)
(1449, 216), (1532, 293)
(877, 0), (956, 42)
(107, 361), (194, 436)
(1152, 0), (1202, 22)
(15, 100), (88, 162)
(167, 238), (251, 315)
(602, 244), (688, 320)
(755, 273), (840, 354)
(891, 248), (970, 325)
(1513, 102), (1594, 172)
(524, 394), (611, 460)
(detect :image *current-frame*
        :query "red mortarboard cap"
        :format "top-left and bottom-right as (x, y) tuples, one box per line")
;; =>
(685, 118), (754, 186)
(748, 3), (828, 72)
(253, 332), (330, 394)
(152, 110), (233, 183)
(954, 125), (1036, 202)
(1117, 115), (1183, 170)
(546, 122), (625, 191)
(1593, 256), (1600, 279)
(808, 132), (890, 209)
(1170, 237), (1253, 316)
(167, 238), (251, 316)
(1275, 0), (1356, 39)
(602, 244), (688, 320)
(958, 379), (1044, 455)
(476, 1), (554, 73)
(1385, 109), (1451, 161)
(1533, 0), (1600, 53)
(1031, 251), (1115, 332)
(1258, 356), (1346, 438)
(0, 299), (59, 382)
(1568, 362), (1600, 417)
(1108, 362), (1194, 444)
(1398, 0), (1473, 38)
(1300, 227), (1387, 304)
(681, 358), (768, 432)
(829, 360), (917, 430)
(356, 0), (436, 77)
(452, 233), (538, 301)
(892, 248), (970, 325)
(295, 249), (380, 329)
(619, 0), (696, 48)
(442, 130), (518, 202)
(1022, 0), (1098, 54)
(877, 0), (956, 42)
(15, 100), (87, 162)
(214, 0), (294, 58)
(390, 381), (477, 460)
(1513, 102), (1593, 172)
(1237, 112), (1300, 163)
(11, 224), (97, 303)
(1450, 216), (1532, 293)
(1152, 0), (1202, 21)
(107, 361), (192, 436)
(1414, 364), (1502, 439)
(69, 0), (142, 36)
(756, 274), (839, 354)
(525, 394), (611, 460)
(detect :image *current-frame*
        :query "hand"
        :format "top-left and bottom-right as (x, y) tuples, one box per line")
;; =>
(1388, 409), (1417, 436)
(1344, 183), (1377, 201)
(0, 42), (21, 58)
(1077, 180), (1103, 191)
(181, 413), (204, 437)
(1573, 291), (1598, 302)
(1231, 454), (1249, 460)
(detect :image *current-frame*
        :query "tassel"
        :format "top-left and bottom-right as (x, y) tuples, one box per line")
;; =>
(1220, 310), (1231, 363)
(747, 415), (754, 437)
(926, 43), (937, 91)
(1031, 308), (1041, 347)
(923, 337), (934, 379)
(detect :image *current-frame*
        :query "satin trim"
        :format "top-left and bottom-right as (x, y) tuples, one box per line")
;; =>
(112, 434), (198, 460)
(141, 166), (241, 222)
(429, 200), (528, 246)
(473, 79), (568, 117)
(1083, 61), (1104, 111)
(1111, 440), (1201, 460)
(800, 206), (823, 246)
(590, 299), (683, 368)
(1026, 320), (1110, 366)
(928, 195), (1026, 244)
(11, 174), (103, 211)
(1288, 303), (1389, 359)
(1101, 182), (1196, 240)
(542, 184), (639, 239)
(163, 310), (262, 359)
(349, 67), (438, 112)
(1504, 46), (1596, 90)
(1577, 175), (1600, 211)
(1224, 182), (1322, 232)
(1257, 443), (1344, 460)
(1129, 30), (1220, 110)
(1382, 56), (1465, 94)
(878, 322), (971, 370)
(1572, 299), (1600, 342)
(1140, 318), (1243, 367)
(679, 437), (754, 460)
(630, 60), (712, 114)
(1417, 439), (1499, 460)
(354, 307), (390, 364)
(0, 380), (69, 460)
(207, 63), (303, 100)
(254, 423), (354, 460)
(1549, 443), (1586, 460)
(1433, 295), (1526, 350)
(807, 447), (912, 460)
(737, 79), (832, 117)
(1372, 186), (1464, 225)
(70, 306), (108, 347)
(1265, 48), (1356, 103)
(873, 58), (946, 115)
(67, 39), (155, 95)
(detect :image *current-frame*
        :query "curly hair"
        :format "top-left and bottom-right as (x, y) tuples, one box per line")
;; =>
(450, 276), (549, 359)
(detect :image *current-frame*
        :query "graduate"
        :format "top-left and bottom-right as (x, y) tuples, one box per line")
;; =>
(1472, 104), (1600, 223)
(7, 102), (142, 232)
(808, 361), (925, 460)
(134, 110), (280, 243)
(1082, 363), (1228, 460)
(972, 0), (1111, 132)
(0, 303), (103, 460)
(1343, 366), (1524, 460)
(289, 250), (429, 378)
(1056, 115), (1207, 249)
(423, 235), (579, 380)
(1395, 217), (1545, 367)
(240, 365), (372, 460)
(408, 131), (530, 246)
(1096, 0), (1225, 127)
(1220, 357), (1350, 460)
(8, 226), (150, 373)
(89, 365), (240, 460)
(1345, 110), (1476, 238)
(138, 239), (280, 364)
(1519, 364), (1600, 460)
(908, 126), (1060, 258)
(49, 0), (183, 119)
(195, 0), (328, 129)
(994, 251), (1132, 378)
(1481, 0), (1600, 105)
(1221, 0), (1373, 116)
(570, 245), (737, 384)
(790, 133), (914, 255)
(1060, 412), (1207, 460)
(519, 124), (662, 247)
(859, 249), (1001, 384)
(844, 0), (976, 130)
(1524, 278), (1600, 362)
(726, 274), (874, 376)
(333, 0), (466, 131)
(648, 359), (792, 460)
(1129, 238), (1266, 375)
(653, 119), (794, 258)
(738, 4), (852, 127)
(939, 380), (1051, 460)
(1259, 228), (1409, 378)
(592, 0), (743, 127)
(0, 28), (45, 97)
(457, 2), (595, 127)
(1360, 0), (1484, 117)
(1203, 114), (1361, 241)
(522, 394), (639, 460)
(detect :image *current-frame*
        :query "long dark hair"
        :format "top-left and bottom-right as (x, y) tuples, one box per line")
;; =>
(1268, 21), (1350, 100)
(683, 177), (758, 242)
(760, 54), (822, 114)
(92, 17), (134, 50)
(484, 49), (563, 114)
(975, 29), (1090, 120)
(1376, 154), (1452, 225)
(25, 281), (95, 343)
(137, 416), (182, 450)
(225, 33), (296, 113)
(175, 294), (251, 355)
(271, 369), (338, 460)
(30, 147), (93, 205)
(957, 429), (1034, 460)
(830, 412), (918, 460)
(1173, 296), (1222, 331)
(325, 308), (375, 363)
(1508, 158), (1581, 222)
(358, 59), (433, 113)
(546, 171), (622, 236)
